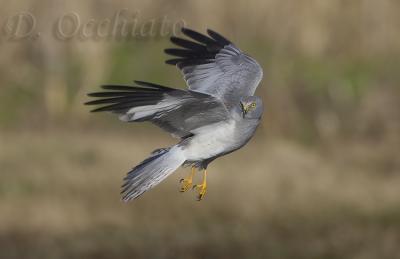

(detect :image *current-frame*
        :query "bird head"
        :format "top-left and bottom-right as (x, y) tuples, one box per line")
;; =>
(240, 96), (263, 119)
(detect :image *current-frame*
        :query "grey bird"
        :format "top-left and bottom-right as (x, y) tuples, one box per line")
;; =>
(85, 28), (264, 201)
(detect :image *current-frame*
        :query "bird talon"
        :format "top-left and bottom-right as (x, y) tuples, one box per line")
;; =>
(193, 170), (207, 201)
(193, 169), (207, 201)
(180, 178), (192, 192)
(180, 167), (196, 193)
(194, 183), (207, 201)
(180, 167), (208, 200)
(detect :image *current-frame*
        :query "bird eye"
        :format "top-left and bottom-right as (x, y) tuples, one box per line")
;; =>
(251, 103), (257, 108)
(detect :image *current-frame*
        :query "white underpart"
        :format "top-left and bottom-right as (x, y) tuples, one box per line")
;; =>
(183, 119), (237, 161)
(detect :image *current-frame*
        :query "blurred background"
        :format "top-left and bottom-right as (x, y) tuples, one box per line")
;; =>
(1, 0), (400, 258)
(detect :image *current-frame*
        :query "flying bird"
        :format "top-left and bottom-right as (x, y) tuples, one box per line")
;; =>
(85, 27), (264, 201)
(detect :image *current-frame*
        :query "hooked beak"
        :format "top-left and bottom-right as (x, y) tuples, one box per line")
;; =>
(240, 102), (249, 118)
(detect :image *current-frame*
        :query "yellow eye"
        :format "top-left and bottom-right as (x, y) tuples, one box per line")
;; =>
(251, 103), (257, 108)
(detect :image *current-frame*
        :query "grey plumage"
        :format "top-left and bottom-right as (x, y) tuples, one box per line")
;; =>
(86, 27), (264, 201)
(86, 81), (230, 139)
(165, 28), (263, 108)
(121, 146), (186, 200)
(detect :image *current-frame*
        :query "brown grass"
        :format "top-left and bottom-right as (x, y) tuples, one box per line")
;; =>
(0, 129), (399, 258)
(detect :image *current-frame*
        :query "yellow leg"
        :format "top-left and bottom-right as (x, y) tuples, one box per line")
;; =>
(193, 169), (207, 201)
(180, 166), (195, 192)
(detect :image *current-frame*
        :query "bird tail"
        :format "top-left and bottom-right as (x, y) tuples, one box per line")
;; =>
(121, 145), (186, 201)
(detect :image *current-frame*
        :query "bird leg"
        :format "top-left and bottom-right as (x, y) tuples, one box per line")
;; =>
(180, 166), (195, 192)
(193, 169), (207, 201)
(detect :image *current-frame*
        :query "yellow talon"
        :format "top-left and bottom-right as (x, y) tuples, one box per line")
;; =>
(180, 166), (195, 192)
(193, 170), (207, 201)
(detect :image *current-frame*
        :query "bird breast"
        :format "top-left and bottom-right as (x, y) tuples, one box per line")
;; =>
(182, 120), (239, 161)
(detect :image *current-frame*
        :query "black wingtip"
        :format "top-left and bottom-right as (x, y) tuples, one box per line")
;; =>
(165, 58), (181, 65)
(181, 27), (216, 45)
(181, 27), (189, 33)
(165, 27), (231, 69)
(87, 92), (105, 97)
(133, 80), (174, 91)
(84, 100), (95, 105)
(101, 85), (136, 91)
(206, 29), (231, 46)
(89, 107), (106, 113)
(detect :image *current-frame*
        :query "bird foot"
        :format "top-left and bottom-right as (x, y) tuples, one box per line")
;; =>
(193, 183), (207, 201)
(179, 177), (193, 192)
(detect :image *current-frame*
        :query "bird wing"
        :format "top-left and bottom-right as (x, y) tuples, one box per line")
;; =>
(85, 81), (230, 139)
(165, 28), (263, 108)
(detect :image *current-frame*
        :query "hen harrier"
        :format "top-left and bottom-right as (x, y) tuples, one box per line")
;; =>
(86, 27), (263, 201)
